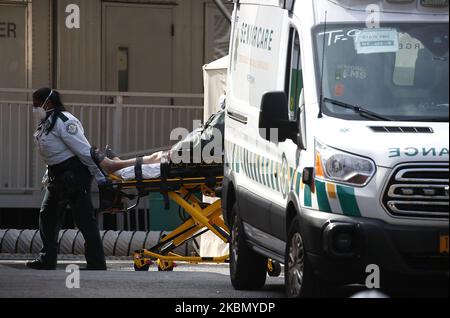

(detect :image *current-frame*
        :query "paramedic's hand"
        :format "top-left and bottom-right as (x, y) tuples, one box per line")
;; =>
(98, 178), (112, 187)
(41, 169), (50, 189)
(96, 175), (110, 186)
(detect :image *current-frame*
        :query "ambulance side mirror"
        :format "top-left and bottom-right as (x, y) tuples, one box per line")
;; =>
(259, 91), (298, 143)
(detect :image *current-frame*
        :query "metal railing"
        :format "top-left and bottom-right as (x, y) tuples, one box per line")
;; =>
(0, 88), (204, 196)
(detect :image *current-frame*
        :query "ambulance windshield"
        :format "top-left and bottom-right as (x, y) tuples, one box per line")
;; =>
(315, 23), (449, 122)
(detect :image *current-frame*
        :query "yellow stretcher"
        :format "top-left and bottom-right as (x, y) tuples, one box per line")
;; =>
(101, 153), (281, 274)
(100, 153), (229, 271)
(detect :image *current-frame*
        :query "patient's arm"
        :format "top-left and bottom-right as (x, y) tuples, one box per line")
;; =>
(100, 151), (164, 174)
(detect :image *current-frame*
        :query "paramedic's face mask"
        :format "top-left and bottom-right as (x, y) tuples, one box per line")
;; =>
(33, 90), (54, 121)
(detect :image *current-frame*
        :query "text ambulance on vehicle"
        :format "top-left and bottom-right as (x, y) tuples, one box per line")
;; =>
(222, 0), (449, 297)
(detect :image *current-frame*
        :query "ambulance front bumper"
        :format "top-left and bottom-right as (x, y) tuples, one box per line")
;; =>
(299, 207), (449, 284)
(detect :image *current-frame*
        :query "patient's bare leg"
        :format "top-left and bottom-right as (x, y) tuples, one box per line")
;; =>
(143, 151), (163, 165)
(100, 158), (138, 173)
(100, 151), (163, 174)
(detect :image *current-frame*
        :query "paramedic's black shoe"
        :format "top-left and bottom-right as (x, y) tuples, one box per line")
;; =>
(105, 145), (119, 159)
(26, 259), (56, 270)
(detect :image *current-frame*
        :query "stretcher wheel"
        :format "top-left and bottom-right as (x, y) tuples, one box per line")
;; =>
(267, 260), (282, 277)
(134, 263), (150, 272)
(133, 252), (152, 271)
(157, 259), (175, 272)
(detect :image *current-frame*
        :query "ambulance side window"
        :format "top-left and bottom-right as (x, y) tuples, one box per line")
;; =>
(285, 28), (303, 121)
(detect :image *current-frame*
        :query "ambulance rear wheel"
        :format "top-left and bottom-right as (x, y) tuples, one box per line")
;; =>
(230, 203), (267, 290)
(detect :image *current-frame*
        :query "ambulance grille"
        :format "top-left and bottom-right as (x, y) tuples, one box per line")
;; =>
(382, 163), (449, 219)
(369, 126), (434, 133)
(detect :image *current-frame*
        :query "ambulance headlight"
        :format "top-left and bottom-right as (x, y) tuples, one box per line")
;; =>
(315, 141), (376, 187)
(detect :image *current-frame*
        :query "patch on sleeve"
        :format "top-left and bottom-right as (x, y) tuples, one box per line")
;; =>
(66, 122), (79, 135)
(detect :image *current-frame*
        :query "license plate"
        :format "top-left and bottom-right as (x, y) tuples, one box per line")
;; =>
(440, 235), (449, 254)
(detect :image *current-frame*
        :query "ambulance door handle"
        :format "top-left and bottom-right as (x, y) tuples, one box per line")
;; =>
(227, 110), (248, 125)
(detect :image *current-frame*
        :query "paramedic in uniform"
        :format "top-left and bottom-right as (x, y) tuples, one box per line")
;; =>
(26, 88), (107, 270)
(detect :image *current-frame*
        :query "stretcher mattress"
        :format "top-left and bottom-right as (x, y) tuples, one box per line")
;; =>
(114, 163), (161, 181)
(99, 151), (223, 213)
(113, 151), (223, 183)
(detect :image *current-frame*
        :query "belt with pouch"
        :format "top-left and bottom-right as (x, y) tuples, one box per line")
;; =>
(48, 156), (85, 179)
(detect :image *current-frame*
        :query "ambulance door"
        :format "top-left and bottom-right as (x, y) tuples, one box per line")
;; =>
(270, 26), (305, 241)
(227, 4), (290, 237)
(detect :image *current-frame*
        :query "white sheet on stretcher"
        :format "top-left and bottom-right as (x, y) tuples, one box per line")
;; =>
(114, 163), (161, 181)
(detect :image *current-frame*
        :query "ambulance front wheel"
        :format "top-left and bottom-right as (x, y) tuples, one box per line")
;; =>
(285, 216), (317, 298)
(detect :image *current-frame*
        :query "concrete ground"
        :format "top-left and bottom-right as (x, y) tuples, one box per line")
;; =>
(0, 258), (285, 298)
(0, 256), (447, 298)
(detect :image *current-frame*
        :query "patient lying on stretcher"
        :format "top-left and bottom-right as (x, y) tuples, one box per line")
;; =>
(93, 147), (163, 180)
(92, 109), (225, 181)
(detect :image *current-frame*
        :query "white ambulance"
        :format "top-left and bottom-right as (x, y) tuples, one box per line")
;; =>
(222, 0), (449, 297)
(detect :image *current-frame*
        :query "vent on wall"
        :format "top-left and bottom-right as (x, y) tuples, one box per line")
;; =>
(369, 126), (434, 133)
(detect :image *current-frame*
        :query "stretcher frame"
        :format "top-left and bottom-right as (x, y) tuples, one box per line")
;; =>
(106, 174), (231, 271)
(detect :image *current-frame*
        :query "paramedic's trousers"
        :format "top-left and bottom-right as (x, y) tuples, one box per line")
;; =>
(38, 157), (106, 269)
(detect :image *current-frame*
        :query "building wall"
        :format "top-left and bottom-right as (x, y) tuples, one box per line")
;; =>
(0, 0), (29, 92)
(32, 0), (52, 89)
(0, 0), (230, 94)
(0, 0), (231, 214)
(56, 0), (102, 92)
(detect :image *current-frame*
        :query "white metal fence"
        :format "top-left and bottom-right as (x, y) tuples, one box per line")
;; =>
(0, 88), (204, 203)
